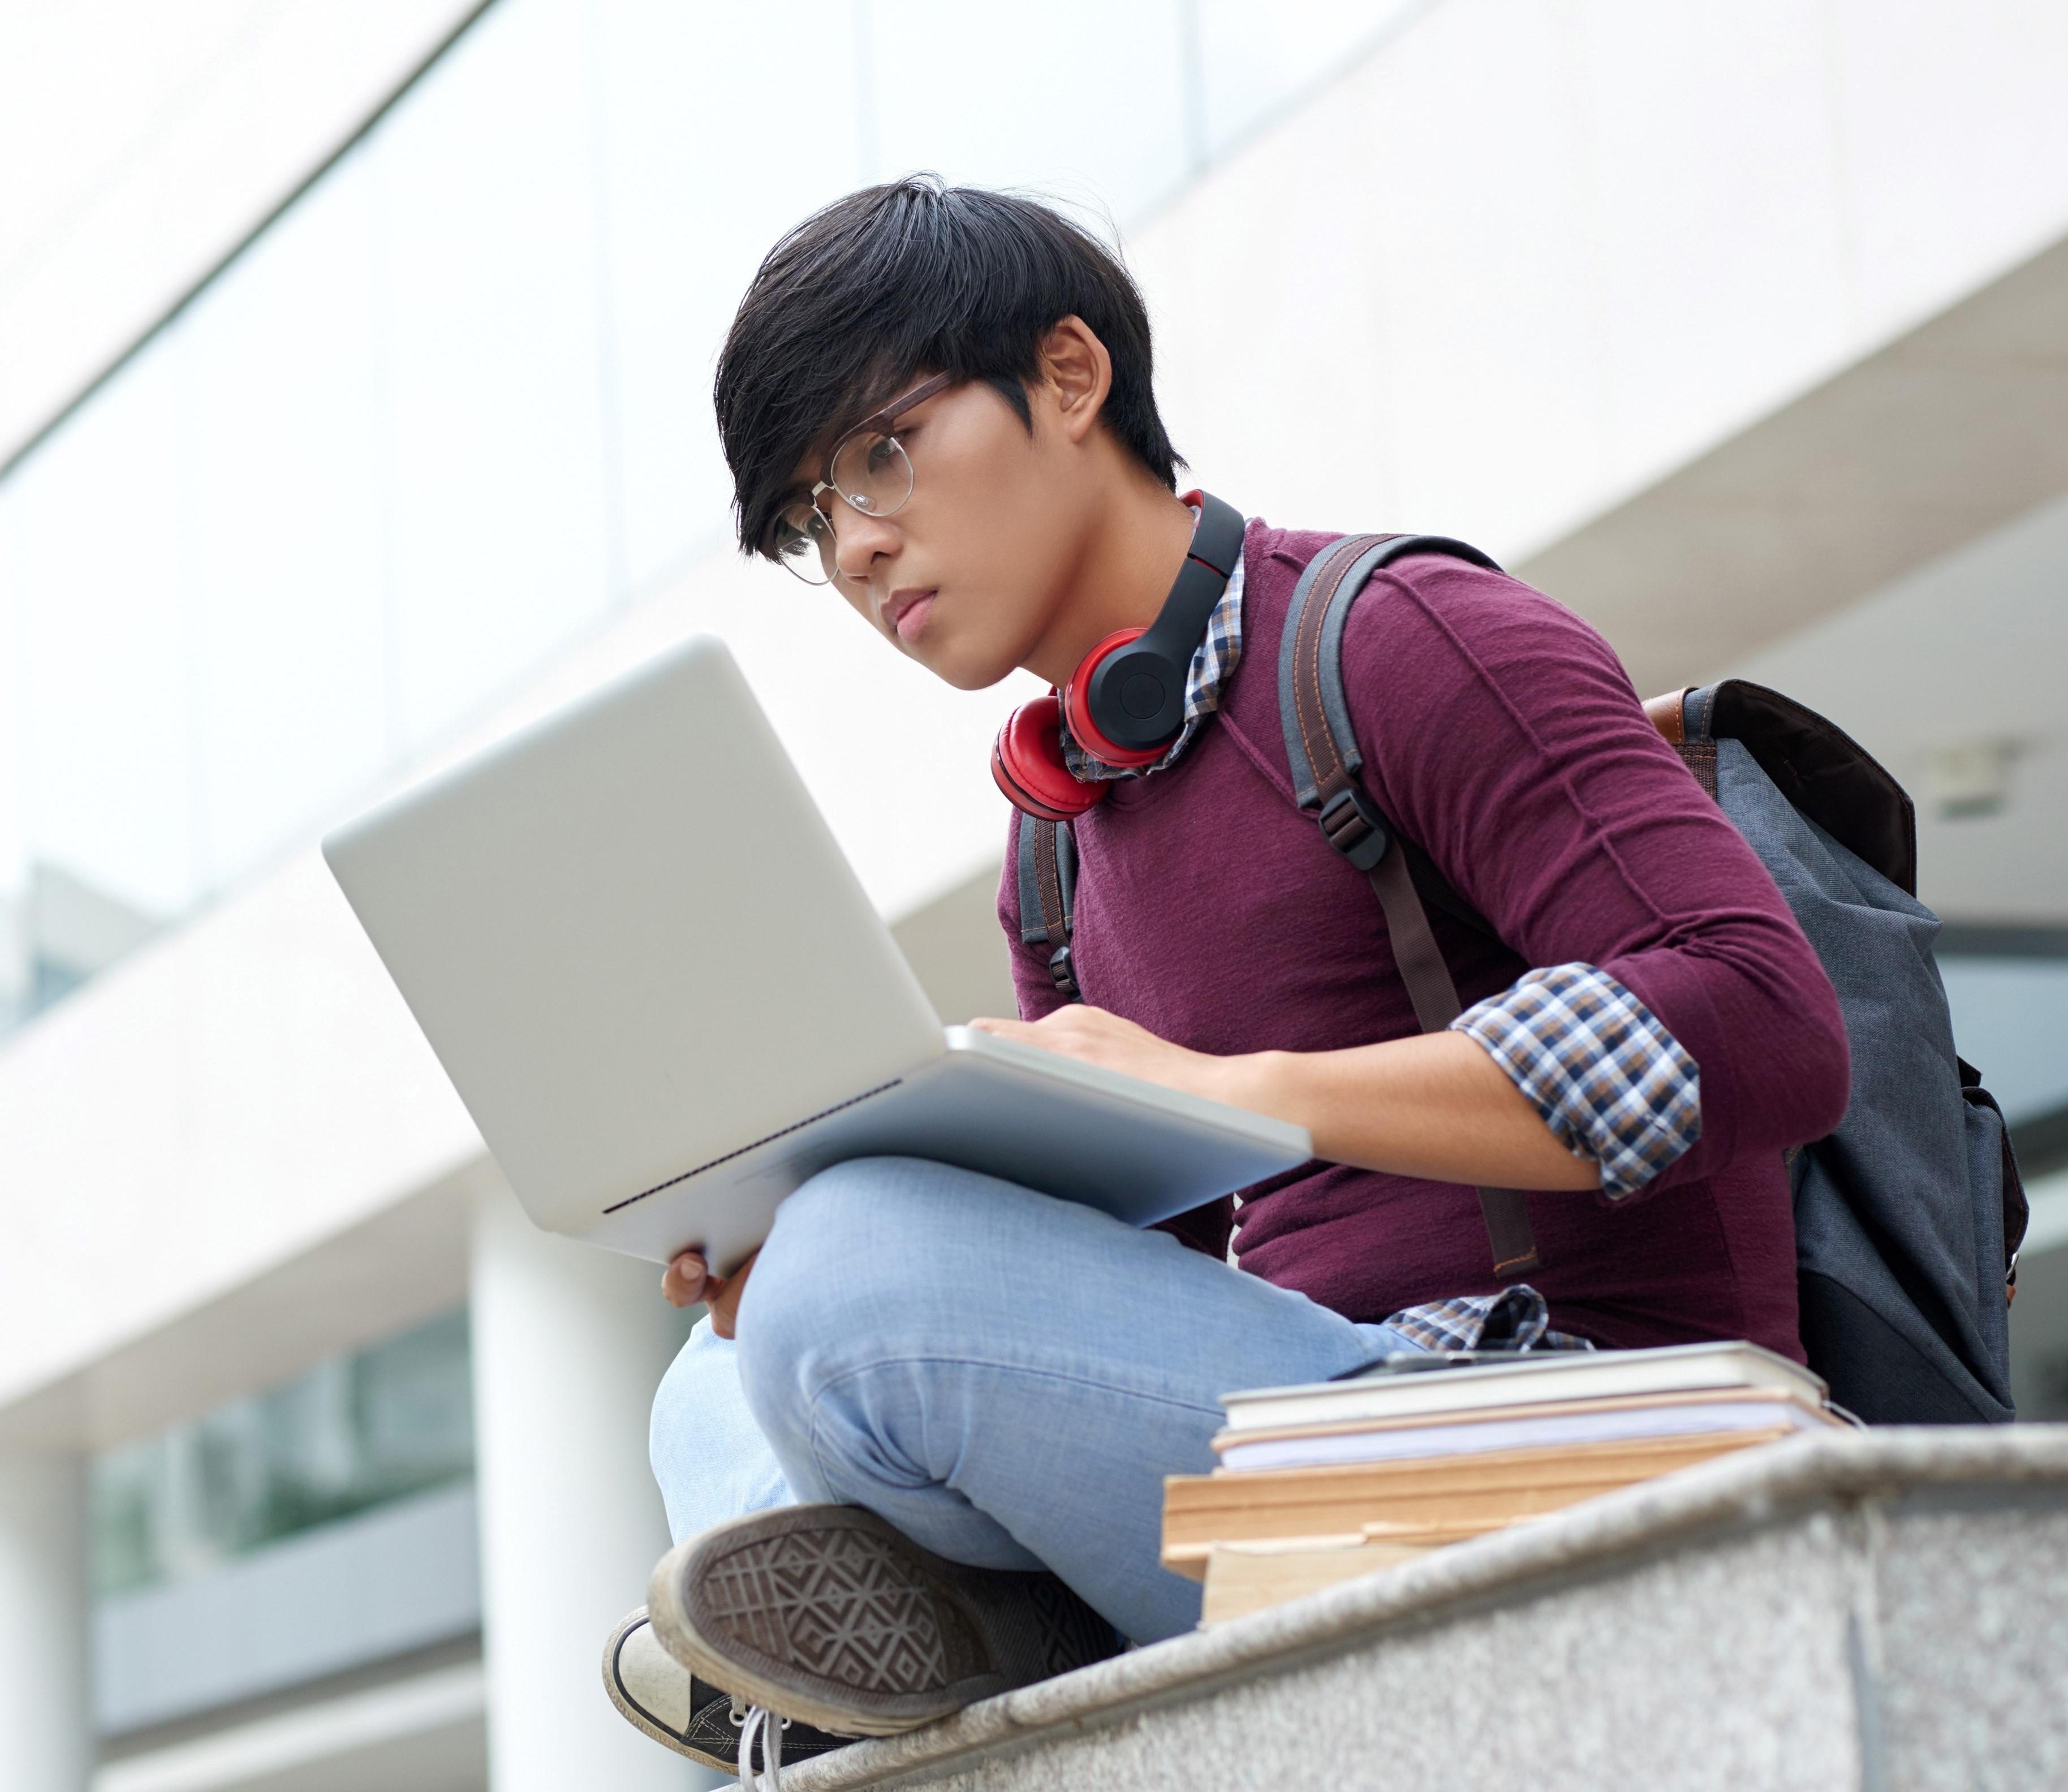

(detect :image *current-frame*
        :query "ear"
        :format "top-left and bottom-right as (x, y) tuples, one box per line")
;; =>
(1036, 315), (1113, 447)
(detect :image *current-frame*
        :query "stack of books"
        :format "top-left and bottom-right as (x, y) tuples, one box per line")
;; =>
(1162, 1341), (1849, 1625)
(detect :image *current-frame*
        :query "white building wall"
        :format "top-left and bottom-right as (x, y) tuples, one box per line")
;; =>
(0, 0), (490, 469)
(1143, 0), (2068, 562)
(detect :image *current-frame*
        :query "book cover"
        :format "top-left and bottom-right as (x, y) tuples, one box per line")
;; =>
(1216, 1395), (1837, 1473)
(1218, 1342), (1825, 1434)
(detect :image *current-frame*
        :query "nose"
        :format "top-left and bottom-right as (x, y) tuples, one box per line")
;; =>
(825, 494), (900, 585)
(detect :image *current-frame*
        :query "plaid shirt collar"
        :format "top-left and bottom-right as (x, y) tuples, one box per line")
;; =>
(1059, 519), (1246, 784)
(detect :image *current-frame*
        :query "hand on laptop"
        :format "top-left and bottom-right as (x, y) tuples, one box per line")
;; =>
(970, 1007), (1234, 1104)
(662, 1249), (758, 1338)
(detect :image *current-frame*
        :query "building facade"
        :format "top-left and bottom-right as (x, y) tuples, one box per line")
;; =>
(2, 3), (2066, 1787)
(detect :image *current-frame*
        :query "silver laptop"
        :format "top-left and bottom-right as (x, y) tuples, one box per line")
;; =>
(322, 635), (1311, 1271)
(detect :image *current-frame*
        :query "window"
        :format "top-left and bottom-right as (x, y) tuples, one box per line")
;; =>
(91, 1309), (473, 1596)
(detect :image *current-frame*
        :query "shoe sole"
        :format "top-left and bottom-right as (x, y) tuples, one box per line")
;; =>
(648, 1506), (1115, 1738)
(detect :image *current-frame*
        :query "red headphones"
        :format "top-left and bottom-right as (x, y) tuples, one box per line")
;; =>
(990, 491), (1245, 820)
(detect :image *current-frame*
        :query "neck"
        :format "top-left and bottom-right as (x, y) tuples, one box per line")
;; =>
(1024, 476), (1199, 688)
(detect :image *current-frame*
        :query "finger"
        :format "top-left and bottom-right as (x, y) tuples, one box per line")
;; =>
(706, 1252), (758, 1340)
(666, 1267), (729, 1314)
(980, 1014), (1061, 1039)
(708, 1278), (740, 1338)
(661, 1251), (710, 1308)
(1031, 1006), (1098, 1032)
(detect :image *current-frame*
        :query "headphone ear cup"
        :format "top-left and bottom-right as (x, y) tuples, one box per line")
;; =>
(992, 694), (1108, 820)
(1061, 628), (1164, 770)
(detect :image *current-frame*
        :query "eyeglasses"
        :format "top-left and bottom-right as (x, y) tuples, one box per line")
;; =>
(768, 371), (957, 584)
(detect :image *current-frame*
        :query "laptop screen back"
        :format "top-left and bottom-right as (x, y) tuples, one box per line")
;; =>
(323, 636), (943, 1235)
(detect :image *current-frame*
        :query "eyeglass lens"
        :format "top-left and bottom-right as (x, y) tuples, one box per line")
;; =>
(773, 511), (831, 583)
(774, 430), (916, 583)
(828, 430), (914, 518)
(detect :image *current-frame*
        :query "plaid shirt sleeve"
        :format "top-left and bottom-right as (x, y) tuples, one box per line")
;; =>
(1451, 963), (1701, 1199)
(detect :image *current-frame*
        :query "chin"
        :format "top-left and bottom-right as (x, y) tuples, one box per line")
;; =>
(908, 627), (1020, 692)
(924, 653), (1011, 693)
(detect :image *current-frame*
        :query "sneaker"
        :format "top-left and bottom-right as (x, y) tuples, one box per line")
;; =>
(647, 1505), (1124, 1739)
(602, 1606), (856, 1772)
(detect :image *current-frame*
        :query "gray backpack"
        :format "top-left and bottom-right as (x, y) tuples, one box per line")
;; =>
(1664, 680), (2026, 1423)
(1020, 532), (2028, 1421)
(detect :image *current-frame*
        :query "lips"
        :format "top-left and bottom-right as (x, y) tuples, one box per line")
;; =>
(884, 590), (936, 643)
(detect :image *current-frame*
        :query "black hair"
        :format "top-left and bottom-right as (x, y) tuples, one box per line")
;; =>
(714, 176), (1181, 557)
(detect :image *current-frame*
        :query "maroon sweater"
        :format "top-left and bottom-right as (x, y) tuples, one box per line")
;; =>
(996, 523), (1850, 1359)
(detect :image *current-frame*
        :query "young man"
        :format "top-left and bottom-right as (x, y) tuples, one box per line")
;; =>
(610, 178), (1848, 1765)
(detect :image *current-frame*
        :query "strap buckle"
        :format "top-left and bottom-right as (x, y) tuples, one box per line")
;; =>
(1047, 945), (1081, 1000)
(1317, 786), (1390, 872)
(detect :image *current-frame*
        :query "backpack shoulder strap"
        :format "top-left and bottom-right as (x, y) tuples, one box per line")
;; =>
(1276, 533), (1540, 1281)
(1015, 812), (1082, 1002)
(1275, 539), (1500, 940)
(1278, 535), (1503, 819)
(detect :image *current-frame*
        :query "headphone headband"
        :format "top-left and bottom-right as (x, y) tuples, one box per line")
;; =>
(1134, 490), (1244, 661)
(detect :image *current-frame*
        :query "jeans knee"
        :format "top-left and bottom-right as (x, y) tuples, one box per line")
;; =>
(754, 1157), (962, 1310)
(734, 1158), (972, 1421)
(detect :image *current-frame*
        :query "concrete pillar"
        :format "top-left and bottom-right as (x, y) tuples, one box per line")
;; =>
(0, 1449), (91, 1792)
(470, 1183), (700, 1790)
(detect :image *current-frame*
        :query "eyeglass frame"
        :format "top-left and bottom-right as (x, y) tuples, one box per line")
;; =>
(769, 369), (959, 580)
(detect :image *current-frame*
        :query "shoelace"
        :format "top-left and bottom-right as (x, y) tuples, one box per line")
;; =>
(731, 1700), (786, 1791)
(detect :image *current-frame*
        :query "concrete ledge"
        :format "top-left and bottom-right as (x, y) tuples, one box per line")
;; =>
(787, 1427), (2068, 1790)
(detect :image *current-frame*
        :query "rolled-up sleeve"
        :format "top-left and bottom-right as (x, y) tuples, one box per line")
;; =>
(1453, 962), (1701, 1197)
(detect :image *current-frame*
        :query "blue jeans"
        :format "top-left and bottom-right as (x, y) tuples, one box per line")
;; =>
(648, 1157), (1419, 1643)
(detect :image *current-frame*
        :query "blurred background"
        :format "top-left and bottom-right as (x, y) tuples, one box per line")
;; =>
(1, 3), (2064, 1787)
